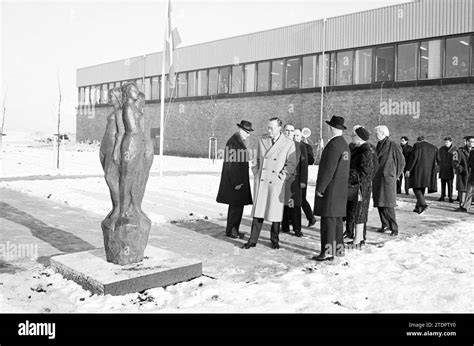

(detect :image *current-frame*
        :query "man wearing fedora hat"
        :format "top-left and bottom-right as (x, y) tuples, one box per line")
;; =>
(312, 115), (350, 261)
(216, 120), (254, 238)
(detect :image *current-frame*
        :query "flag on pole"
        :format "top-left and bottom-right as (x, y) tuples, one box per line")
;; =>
(165, 0), (182, 88)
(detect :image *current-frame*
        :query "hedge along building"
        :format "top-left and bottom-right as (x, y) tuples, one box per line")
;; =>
(76, 0), (474, 157)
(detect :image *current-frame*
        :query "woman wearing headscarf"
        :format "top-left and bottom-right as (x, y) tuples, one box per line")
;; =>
(346, 125), (376, 247)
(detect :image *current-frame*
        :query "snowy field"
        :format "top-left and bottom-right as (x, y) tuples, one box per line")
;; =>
(1, 132), (473, 313)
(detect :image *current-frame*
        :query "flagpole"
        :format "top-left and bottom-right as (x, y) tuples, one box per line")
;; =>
(159, 0), (169, 177)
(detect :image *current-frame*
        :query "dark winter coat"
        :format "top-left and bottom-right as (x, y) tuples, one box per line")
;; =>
(453, 146), (470, 191)
(346, 142), (376, 224)
(437, 144), (457, 180)
(216, 132), (252, 206)
(314, 136), (350, 217)
(284, 142), (308, 207)
(405, 140), (438, 192)
(372, 137), (405, 208)
(302, 142), (315, 165)
(468, 150), (474, 184)
(401, 144), (413, 172)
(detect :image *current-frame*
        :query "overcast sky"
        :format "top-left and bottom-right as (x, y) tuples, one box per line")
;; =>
(1, 0), (411, 135)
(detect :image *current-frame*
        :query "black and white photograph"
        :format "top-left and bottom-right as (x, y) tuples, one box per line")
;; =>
(0, 0), (473, 343)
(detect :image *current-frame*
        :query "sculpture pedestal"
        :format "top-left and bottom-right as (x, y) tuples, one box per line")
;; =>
(50, 246), (202, 296)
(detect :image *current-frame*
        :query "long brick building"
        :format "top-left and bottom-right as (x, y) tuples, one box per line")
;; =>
(76, 0), (474, 157)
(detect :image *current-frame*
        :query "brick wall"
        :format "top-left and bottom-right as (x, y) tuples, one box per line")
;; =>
(77, 83), (474, 156)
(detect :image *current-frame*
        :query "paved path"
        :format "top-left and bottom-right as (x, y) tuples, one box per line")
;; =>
(1, 186), (472, 283)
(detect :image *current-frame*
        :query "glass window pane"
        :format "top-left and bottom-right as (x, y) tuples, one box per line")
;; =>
(231, 65), (243, 94)
(90, 86), (96, 105)
(101, 84), (108, 104)
(177, 73), (187, 97)
(354, 49), (372, 84)
(164, 76), (170, 98)
(84, 87), (90, 105)
(151, 77), (159, 99)
(244, 63), (256, 92)
(108, 83), (114, 90)
(285, 58), (300, 88)
(271, 60), (283, 91)
(445, 36), (470, 77)
(302, 55), (317, 88)
(209, 68), (218, 95)
(472, 35), (474, 76)
(144, 78), (151, 100)
(329, 53), (336, 85)
(257, 61), (270, 92)
(218, 67), (230, 94)
(188, 71), (196, 97)
(375, 46), (395, 81)
(197, 70), (208, 96)
(397, 43), (417, 81)
(318, 54), (329, 86)
(419, 40), (442, 79)
(136, 79), (144, 93)
(336, 51), (353, 85)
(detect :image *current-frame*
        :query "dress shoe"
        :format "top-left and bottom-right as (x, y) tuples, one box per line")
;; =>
(228, 232), (245, 239)
(242, 242), (256, 249)
(454, 207), (468, 212)
(437, 197), (445, 202)
(343, 231), (354, 239)
(376, 227), (389, 233)
(295, 230), (304, 237)
(345, 241), (364, 249)
(308, 217), (317, 227)
(390, 230), (398, 236)
(448, 198), (454, 203)
(412, 208), (420, 213)
(417, 205), (428, 214)
(271, 242), (280, 249)
(311, 254), (334, 262)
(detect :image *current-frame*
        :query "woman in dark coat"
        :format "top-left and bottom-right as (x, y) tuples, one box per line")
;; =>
(346, 126), (375, 246)
(216, 121), (253, 238)
(453, 137), (470, 206)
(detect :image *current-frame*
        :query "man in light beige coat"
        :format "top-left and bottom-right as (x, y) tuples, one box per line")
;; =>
(242, 117), (296, 249)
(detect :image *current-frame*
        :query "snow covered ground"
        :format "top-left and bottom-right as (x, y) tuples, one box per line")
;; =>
(1, 134), (473, 313)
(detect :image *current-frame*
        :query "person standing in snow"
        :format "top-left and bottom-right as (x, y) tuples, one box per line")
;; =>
(242, 117), (296, 250)
(216, 120), (254, 238)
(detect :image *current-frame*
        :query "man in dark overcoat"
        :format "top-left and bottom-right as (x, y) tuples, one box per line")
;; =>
(405, 136), (438, 214)
(216, 120), (253, 238)
(312, 116), (350, 261)
(297, 130), (317, 227)
(281, 126), (308, 237)
(397, 136), (413, 195)
(437, 137), (456, 202)
(373, 125), (405, 236)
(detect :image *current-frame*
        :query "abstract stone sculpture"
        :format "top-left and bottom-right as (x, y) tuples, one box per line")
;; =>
(100, 82), (154, 265)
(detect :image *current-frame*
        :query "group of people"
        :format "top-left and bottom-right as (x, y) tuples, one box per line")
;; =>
(398, 135), (474, 213)
(216, 116), (474, 262)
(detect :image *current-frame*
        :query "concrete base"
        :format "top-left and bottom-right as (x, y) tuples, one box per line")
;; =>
(50, 246), (202, 296)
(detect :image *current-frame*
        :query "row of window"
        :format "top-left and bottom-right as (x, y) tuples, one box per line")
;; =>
(78, 34), (474, 105)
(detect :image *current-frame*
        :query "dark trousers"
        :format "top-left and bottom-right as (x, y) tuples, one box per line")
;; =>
(346, 221), (367, 240)
(413, 187), (427, 208)
(377, 207), (398, 231)
(225, 205), (244, 236)
(249, 218), (280, 245)
(440, 179), (453, 199)
(282, 206), (302, 232)
(301, 187), (313, 221)
(320, 217), (344, 257)
(397, 173), (409, 194)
